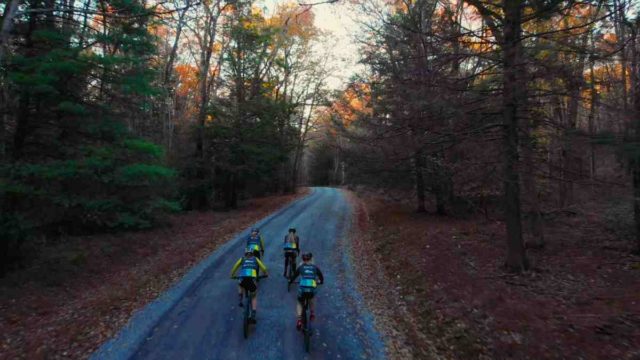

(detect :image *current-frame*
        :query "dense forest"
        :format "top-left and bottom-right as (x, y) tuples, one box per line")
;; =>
(2, 0), (640, 357)
(0, 0), (326, 272)
(1, 0), (639, 284)
(308, 0), (640, 272)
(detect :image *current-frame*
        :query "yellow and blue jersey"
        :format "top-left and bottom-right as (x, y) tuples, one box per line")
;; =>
(246, 235), (265, 252)
(230, 256), (268, 279)
(283, 237), (298, 250)
(291, 263), (323, 288)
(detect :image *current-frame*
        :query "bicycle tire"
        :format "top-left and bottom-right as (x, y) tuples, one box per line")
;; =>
(287, 264), (293, 292)
(243, 291), (250, 339)
(303, 300), (311, 353)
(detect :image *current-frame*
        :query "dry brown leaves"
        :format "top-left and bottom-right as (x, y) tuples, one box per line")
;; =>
(345, 188), (640, 360)
(0, 189), (308, 360)
(343, 190), (448, 360)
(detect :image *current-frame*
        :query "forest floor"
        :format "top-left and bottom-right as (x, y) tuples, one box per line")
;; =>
(346, 189), (640, 360)
(0, 189), (308, 360)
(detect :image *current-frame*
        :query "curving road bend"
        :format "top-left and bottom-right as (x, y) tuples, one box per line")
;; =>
(92, 187), (385, 360)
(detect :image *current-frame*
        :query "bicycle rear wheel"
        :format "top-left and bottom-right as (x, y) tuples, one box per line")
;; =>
(287, 261), (293, 292)
(243, 292), (250, 339)
(303, 300), (311, 353)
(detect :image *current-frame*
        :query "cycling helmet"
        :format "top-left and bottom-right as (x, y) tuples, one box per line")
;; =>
(244, 248), (254, 256)
(288, 228), (296, 233)
(251, 227), (259, 234)
(302, 252), (312, 261)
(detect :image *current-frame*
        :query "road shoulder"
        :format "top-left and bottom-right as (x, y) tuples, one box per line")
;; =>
(344, 190), (444, 360)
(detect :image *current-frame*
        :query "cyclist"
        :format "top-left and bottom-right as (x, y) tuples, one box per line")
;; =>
(246, 227), (265, 259)
(283, 228), (300, 277)
(230, 249), (269, 323)
(289, 252), (324, 330)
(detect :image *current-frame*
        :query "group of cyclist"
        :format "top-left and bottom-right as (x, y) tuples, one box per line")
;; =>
(229, 227), (324, 330)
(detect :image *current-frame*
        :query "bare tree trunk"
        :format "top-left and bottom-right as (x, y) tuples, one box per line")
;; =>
(11, 9), (37, 160)
(588, 46), (598, 179)
(414, 150), (426, 213)
(613, 0), (629, 115)
(433, 154), (452, 216)
(164, 5), (188, 85)
(502, 0), (527, 271)
(631, 19), (640, 254)
(559, 33), (589, 207)
(78, 0), (91, 47)
(522, 124), (545, 248)
(0, 81), (6, 160)
(161, 3), (189, 149)
(0, 0), (20, 64)
(193, 4), (220, 209)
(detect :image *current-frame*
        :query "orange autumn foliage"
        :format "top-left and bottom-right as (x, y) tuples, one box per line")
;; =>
(174, 64), (199, 97)
(268, 2), (317, 39)
(330, 82), (372, 127)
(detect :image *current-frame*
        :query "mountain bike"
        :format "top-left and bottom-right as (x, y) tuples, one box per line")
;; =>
(234, 275), (267, 339)
(292, 282), (322, 353)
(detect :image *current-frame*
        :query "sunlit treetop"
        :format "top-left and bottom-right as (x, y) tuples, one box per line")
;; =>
(174, 64), (199, 97)
(330, 81), (372, 127)
(267, 2), (319, 40)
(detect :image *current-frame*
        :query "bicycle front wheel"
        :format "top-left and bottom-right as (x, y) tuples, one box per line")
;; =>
(303, 322), (310, 352)
(243, 297), (250, 339)
(302, 303), (311, 353)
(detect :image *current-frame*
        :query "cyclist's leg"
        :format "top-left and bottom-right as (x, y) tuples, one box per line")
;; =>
(296, 290), (304, 318)
(251, 290), (258, 311)
(250, 279), (258, 310)
(283, 253), (289, 276)
(238, 279), (248, 306)
(309, 293), (316, 319)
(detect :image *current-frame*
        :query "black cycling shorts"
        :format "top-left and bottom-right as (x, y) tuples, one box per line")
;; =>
(239, 277), (257, 293)
(297, 287), (316, 302)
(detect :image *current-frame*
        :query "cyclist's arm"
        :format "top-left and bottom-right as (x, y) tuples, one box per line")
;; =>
(316, 267), (324, 284)
(260, 236), (265, 252)
(295, 236), (300, 253)
(256, 258), (269, 276)
(230, 258), (242, 278)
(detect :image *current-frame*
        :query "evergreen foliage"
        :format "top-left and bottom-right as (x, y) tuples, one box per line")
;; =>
(0, 0), (178, 272)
